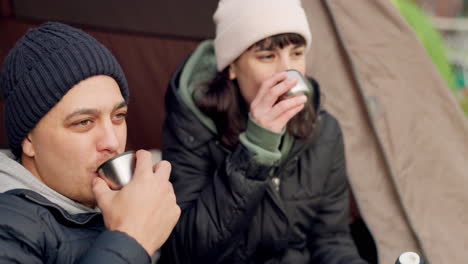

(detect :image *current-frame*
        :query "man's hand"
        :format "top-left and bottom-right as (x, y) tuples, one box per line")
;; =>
(93, 150), (181, 256)
(250, 72), (307, 133)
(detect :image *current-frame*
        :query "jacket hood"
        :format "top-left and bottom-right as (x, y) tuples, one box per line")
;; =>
(175, 40), (219, 134)
(0, 151), (98, 214)
(165, 41), (219, 150)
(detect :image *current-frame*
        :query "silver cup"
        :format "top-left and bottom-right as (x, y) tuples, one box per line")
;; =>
(97, 151), (136, 190)
(285, 69), (312, 99)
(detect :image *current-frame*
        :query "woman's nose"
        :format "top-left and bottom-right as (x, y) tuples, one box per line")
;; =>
(277, 56), (291, 72)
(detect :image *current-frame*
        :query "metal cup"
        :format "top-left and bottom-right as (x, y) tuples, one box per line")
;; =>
(97, 151), (136, 190)
(285, 69), (312, 99)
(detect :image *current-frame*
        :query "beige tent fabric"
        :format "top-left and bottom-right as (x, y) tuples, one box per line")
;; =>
(304, 0), (468, 263)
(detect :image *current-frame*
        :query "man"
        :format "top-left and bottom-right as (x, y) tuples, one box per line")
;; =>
(0, 22), (180, 263)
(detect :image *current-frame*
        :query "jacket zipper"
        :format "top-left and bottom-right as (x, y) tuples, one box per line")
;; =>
(272, 121), (320, 193)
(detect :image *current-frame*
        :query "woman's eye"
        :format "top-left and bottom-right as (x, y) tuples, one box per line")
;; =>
(292, 51), (304, 57)
(259, 54), (274, 60)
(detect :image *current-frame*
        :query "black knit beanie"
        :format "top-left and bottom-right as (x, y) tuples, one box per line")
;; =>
(0, 22), (129, 158)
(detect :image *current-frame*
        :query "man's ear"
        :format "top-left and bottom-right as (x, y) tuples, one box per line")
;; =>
(22, 134), (35, 158)
(228, 64), (237, 80)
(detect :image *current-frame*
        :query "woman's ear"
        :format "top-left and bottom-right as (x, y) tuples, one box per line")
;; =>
(228, 64), (237, 80)
(22, 134), (35, 158)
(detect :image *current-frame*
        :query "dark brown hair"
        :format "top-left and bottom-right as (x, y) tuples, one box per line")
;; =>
(194, 33), (317, 147)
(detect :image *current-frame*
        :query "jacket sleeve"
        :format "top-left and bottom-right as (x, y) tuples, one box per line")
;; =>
(309, 121), (368, 264)
(0, 217), (44, 264)
(160, 124), (272, 263)
(78, 231), (151, 263)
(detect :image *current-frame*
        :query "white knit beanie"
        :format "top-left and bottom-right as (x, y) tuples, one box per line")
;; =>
(213, 0), (312, 71)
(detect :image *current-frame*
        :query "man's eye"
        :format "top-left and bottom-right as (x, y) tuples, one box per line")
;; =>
(114, 112), (127, 120)
(75, 120), (91, 126)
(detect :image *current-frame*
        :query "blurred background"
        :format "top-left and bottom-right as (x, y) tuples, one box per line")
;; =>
(395, 0), (468, 114)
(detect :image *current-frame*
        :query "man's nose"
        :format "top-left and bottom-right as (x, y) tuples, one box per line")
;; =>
(96, 121), (120, 153)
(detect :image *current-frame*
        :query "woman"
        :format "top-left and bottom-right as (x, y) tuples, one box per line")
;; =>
(160, 0), (367, 263)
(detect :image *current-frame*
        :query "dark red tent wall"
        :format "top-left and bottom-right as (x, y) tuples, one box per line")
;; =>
(0, 0), (218, 150)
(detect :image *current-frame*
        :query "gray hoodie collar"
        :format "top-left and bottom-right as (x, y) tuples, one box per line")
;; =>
(0, 151), (98, 214)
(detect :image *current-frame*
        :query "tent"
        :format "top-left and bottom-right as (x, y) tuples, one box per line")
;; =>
(303, 0), (468, 263)
(2, 0), (468, 263)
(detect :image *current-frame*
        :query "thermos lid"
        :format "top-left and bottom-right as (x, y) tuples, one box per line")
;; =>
(395, 252), (422, 264)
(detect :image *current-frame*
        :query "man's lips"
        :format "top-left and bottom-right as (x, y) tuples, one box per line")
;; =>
(92, 153), (123, 178)
(93, 158), (112, 174)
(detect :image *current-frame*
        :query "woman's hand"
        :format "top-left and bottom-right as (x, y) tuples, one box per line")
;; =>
(249, 72), (307, 133)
